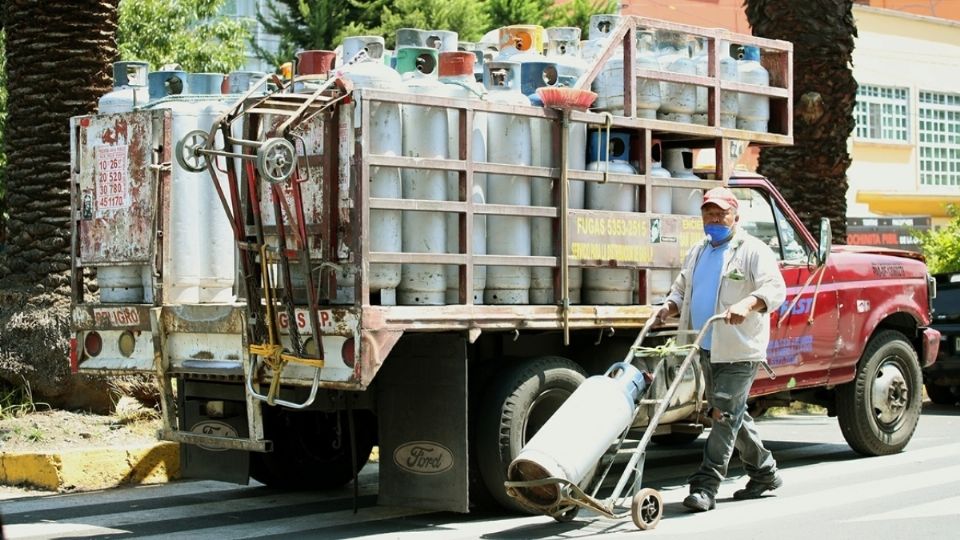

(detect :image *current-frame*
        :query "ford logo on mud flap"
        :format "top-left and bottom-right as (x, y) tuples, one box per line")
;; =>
(191, 420), (239, 452)
(394, 441), (454, 475)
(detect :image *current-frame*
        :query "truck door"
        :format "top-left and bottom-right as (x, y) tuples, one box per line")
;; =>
(731, 188), (838, 395)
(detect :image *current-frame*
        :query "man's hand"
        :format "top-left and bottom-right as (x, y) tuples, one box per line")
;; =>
(724, 296), (762, 325)
(654, 301), (677, 326)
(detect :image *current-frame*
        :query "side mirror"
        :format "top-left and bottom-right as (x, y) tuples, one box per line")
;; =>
(817, 217), (832, 266)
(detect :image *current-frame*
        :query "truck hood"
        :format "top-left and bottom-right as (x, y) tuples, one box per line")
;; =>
(832, 244), (926, 263)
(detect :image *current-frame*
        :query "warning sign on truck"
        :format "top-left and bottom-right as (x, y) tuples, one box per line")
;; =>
(95, 144), (129, 214)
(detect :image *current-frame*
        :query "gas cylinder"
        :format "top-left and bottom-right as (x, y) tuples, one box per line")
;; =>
(147, 70), (188, 101)
(187, 73), (224, 96)
(96, 61), (152, 303)
(584, 130), (637, 305)
(737, 45), (770, 132)
(396, 47), (448, 305)
(496, 25), (545, 60)
(99, 61), (150, 113)
(396, 28), (458, 52)
(295, 50), (336, 92)
(656, 30), (696, 123)
(439, 51), (487, 304)
(340, 37), (404, 304)
(225, 71), (266, 94)
(649, 140), (673, 215)
(634, 31), (662, 119)
(341, 35), (385, 65)
(665, 148), (702, 216)
(545, 27), (588, 87)
(520, 60), (563, 304)
(483, 61), (532, 305)
(691, 38), (739, 127)
(588, 14), (626, 115)
(147, 71), (235, 303)
(507, 362), (648, 508)
(545, 27), (588, 304)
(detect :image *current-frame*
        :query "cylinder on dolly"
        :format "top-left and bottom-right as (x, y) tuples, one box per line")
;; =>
(507, 362), (649, 508)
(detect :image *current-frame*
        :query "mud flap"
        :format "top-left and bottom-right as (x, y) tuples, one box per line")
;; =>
(375, 334), (468, 513)
(179, 381), (251, 485)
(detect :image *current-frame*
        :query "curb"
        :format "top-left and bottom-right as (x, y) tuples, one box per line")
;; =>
(0, 441), (179, 492)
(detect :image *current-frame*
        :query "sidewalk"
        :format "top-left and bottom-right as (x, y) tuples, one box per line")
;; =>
(0, 441), (179, 493)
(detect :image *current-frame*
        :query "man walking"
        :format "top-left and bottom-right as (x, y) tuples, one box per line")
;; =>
(655, 186), (786, 512)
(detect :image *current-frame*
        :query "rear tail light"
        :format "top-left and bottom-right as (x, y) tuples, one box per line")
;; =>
(118, 331), (136, 358)
(69, 338), (79, 373)
(83, 331), (103, 357)
(341, 338), (355, 368)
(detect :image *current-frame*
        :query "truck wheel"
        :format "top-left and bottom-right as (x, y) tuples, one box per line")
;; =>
(476, 356), (587, 513)
(836, 331), (922, 456)
(925, 382), (956, 405)
(251, 408), (376, 489)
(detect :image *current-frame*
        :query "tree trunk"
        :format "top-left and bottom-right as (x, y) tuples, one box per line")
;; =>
(0, 0), (118, 409)
(744, 0), (857, 244)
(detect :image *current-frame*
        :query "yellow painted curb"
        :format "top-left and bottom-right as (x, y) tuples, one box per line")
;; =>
(0, 442), (180, 492)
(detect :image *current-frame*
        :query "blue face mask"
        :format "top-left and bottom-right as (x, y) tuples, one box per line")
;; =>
(704, 223), (732, 243)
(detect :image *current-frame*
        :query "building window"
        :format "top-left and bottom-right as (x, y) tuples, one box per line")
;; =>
(919, 91), (960, 187)
(854, 84), (909, 142)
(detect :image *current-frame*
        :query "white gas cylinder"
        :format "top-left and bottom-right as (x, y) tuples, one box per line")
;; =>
(483, 61), (532, 305)
(664, 148), (703, 216)
(737, 45), (770, 132)
(656, 30), (697, 123)
(397, 47), (448, 305)
(439, 51), (488, 304)
(584, 130), (637, 305)
(588, 15), (626, 115)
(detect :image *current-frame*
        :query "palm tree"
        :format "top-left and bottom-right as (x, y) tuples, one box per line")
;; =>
(744, 0), (857, 244)
(0, 0), (119, 407)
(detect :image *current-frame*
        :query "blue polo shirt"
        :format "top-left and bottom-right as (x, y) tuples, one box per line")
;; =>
(690, 241), (729, 350)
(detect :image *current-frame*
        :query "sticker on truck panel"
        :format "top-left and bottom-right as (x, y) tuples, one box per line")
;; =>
(394, 441), (454, 475)
(276, 308), (357, 335)
(93, 306), (141, 327)
(95, 144), (130, 215)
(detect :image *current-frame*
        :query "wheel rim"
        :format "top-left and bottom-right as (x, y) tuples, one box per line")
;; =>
(522, 388), (571, 444)
(177, 130), (209, 172)
(258, 138), (296, 183)
(639, 493), (661, 524)
(871, 356), (909, 428)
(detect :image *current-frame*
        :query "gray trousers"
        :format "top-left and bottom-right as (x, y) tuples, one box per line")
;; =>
(688, 351), (778, 496)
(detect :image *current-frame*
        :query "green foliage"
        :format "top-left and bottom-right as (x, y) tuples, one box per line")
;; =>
(253, 0), (389, 69)
(485, 0), (554, 28)
(0, 379), (48, 420)
(548, 0), (620, 37)
(377, 0), (489, 48)
(117, 0), (251, 73)
(915, 205), (960, 275)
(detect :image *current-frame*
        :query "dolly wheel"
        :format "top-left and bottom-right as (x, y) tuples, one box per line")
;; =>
(257, 137), (297, 184)
(176, 129), (210, 173)
(552, 505), (579, 523)
(631, 488), (663, 530)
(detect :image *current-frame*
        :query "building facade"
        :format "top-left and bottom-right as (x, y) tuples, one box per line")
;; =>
(219, 0), (286, 73)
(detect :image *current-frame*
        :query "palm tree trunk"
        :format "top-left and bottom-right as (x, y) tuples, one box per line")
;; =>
(0, 0), (118, 407)
(744, 0), (857, 244)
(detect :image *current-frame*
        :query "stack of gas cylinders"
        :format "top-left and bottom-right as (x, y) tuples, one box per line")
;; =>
(93, 15), (772, 307)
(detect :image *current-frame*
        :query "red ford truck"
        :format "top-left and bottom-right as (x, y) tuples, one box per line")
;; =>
(68, 17), (938, 514)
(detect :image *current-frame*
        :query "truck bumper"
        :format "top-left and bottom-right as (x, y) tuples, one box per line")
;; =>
(921, 327), (941, 368)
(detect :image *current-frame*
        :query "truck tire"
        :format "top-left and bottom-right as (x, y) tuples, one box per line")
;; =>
(836, 331), (922, 456)
(251, 408), (376, 489)
(476, 356), (587, 513)
(924, 382), (956, 405)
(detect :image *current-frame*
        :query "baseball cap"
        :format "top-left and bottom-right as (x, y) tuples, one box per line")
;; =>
(701, 186), (739, 211)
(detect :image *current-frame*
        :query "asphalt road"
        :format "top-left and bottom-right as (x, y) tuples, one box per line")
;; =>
(3, 402), (959, 540)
